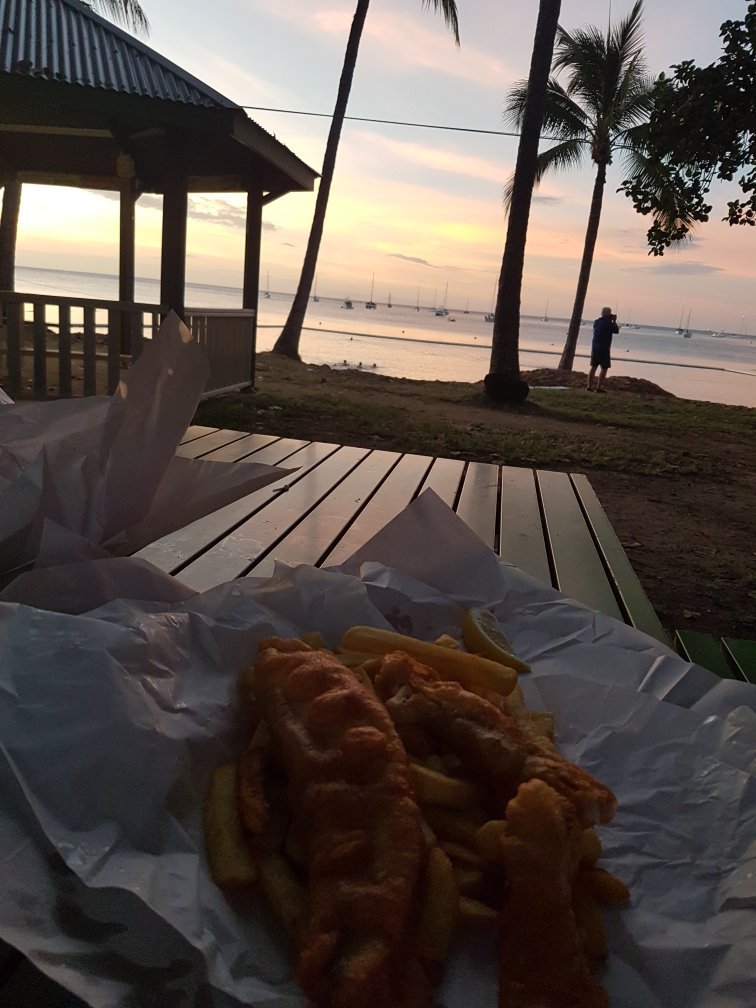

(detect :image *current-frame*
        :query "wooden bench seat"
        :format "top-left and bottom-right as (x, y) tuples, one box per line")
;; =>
(675, 631), (756, 684)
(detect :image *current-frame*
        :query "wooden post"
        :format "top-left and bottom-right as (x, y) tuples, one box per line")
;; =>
(0, 176), (21, 293)
(118, 160), (136, 355)
(160, 154), (188, 320)
(243, 189), (262, 386)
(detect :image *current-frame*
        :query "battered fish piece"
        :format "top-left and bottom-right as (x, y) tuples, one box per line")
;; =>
(499, 780), (609, 1008)
(377, 653), (617, 827)
(254, 638), (427, 1008)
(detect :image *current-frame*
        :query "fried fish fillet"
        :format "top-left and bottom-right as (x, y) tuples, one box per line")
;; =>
(377, 652), (616, 827)
(499, 779), (609, 1008)
(254, 638), (427, 1008)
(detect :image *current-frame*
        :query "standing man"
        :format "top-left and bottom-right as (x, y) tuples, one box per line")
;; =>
(587, 306), (619, 392)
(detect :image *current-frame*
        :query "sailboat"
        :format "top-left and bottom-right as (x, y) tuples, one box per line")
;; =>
(464, 299), (470, 314)
(264, 270), (271, 299)
(676, 305), (686, 334)
(682, 307), (692, 337)
(542, 299), (549, 322)
(484, 279), (496, 322)
(434, 282), (449, 316)
(366, 274), (376, 309)
(387, 290), (392, 308)
(313, 276), (319, 303)
(415, 288), (420, 312)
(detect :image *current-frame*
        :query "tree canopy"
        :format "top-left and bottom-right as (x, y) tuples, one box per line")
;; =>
(620, 1), (755, 254)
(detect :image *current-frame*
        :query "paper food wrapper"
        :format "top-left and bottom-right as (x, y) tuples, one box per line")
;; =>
(0, 312), (291, 582)
(0, 492), (755, 1007)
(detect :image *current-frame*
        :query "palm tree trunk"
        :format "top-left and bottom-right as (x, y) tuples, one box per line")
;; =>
(488, 0), (562, 384)
(0, 178), (21, 292)
(274, 0), (370, 359)
(559, 161), (607, 371)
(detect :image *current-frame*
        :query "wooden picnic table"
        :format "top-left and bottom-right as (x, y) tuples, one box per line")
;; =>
(133, 424), (670, 644)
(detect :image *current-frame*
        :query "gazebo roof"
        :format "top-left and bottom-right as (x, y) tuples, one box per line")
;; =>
(0, 0), (318, 197)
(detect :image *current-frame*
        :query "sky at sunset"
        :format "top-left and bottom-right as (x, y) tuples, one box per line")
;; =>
(14, 0), (755, 333)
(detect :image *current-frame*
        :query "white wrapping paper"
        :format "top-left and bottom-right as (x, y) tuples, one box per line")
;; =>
(0, 313), (291, 582)
(0, 491), (755, 1007)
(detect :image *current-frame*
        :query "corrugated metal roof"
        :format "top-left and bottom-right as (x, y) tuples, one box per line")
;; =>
(0, 0), (238, 109)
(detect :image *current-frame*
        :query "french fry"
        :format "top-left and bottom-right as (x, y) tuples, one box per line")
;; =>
(409, 762), (484, 810)
(475, 819), (508, 864)
(417, 846), (459, 970)
(452, 864), (486, 898)
(458, 895), (499, 924)
(204, 763), (257, 890)
(422, 804), (487, 847)
(237, 745), (268, 836)
(579, 827), (602, 866)
(300, 631), (326, 650)
(572, 880), (608, 960)
(524, 710), (555, 743)
(340, 625), (518, 695)
(256, 851), (308, 946)
(579, 866), (630, 905)
(439, 841), (484, 869)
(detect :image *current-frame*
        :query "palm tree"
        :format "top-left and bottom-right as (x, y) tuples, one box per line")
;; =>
(273, 0), (460, 360)
(503, 0), (653, 371)
(0, 0), (149, 292)
(486, 0), (562, 402)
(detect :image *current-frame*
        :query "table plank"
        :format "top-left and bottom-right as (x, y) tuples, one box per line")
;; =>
(499, 465), (552, 586)
(199, 432), (281, 463)
(175, 429), (251, 458)
(537, 469), (624, 620)
(248, 450), (401, 578)
(179, 425), (219, 444)
(135, 439), (331, 573)
(319, 453), (434, 568)
(179, 446), (370, 591)
(456, 461), (500, 550)
(418, 456), (465, 508)
(571, 473), (670, 644)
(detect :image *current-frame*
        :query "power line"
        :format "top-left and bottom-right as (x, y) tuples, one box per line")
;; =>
(242, 105), (521, 138)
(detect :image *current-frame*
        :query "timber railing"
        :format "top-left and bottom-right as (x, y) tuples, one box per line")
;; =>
(0, 291), (256, 400)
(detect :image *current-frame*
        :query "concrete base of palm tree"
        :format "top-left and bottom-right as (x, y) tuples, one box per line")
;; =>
(484, 373), (530, 404)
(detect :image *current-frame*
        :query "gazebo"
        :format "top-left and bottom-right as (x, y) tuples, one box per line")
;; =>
(0, 0), (318, 397)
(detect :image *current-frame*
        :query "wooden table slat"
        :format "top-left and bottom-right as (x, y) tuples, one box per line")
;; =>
(418, 456), (465, 508)
(175, 428), (252, 458)
(498, 465), (552, 586)
(537, 469), (624, 621)
(199, 432), (282, 463)
(135, 440), (337, 573)
(248, 450), (402, 579)
(179, 425), (219, 444)
(456, 461), (500, 550)
(570, 473), (670, 644)
(319, 452), (434, 568)
(179, 446), (371, 591)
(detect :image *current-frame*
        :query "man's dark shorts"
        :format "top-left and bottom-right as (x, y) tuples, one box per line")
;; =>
(591, 344), (611, 368)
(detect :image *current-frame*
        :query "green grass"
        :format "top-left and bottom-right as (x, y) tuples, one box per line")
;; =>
(194, 388), (741, 479)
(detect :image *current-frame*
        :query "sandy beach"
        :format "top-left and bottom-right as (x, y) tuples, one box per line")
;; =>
(195, 352), (755, 643)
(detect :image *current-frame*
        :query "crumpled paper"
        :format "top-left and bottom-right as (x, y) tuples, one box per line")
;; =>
(0, 312), (291, 583)
(0, 492), (755, 1007)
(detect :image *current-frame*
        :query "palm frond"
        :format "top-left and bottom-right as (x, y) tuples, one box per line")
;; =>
(623, 150), (701, 238)
(422, 0), (460, 45)
(504, 77), (590, 141)
(85, 0), (149, 35)
(503, 139), (587, 209)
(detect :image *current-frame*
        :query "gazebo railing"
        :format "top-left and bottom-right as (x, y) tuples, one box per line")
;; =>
(0, 291), (256, 400)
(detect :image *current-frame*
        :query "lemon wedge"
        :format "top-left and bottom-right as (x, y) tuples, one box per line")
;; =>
(462, 607), (530, 673)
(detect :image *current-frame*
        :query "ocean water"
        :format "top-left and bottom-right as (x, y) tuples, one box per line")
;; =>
(14, 266), (756, 408)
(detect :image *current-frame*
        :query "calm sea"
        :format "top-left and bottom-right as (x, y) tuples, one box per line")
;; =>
(15, 266), (756, 408)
